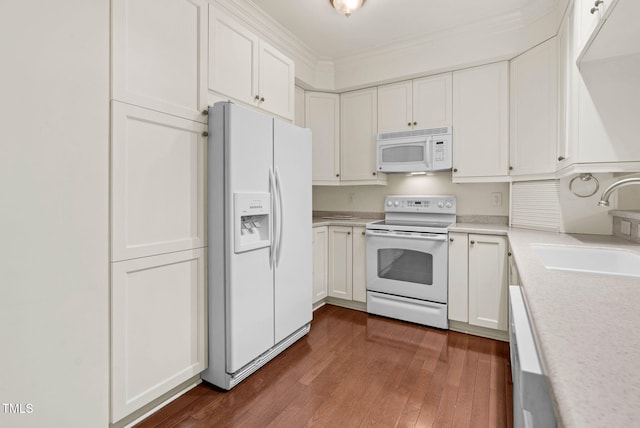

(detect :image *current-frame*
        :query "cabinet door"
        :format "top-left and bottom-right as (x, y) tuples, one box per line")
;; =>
(328, 226), (353, 300)
(352, 227), (367, 303)
(258, 40), (295, 120)
(452, 62), (509, 180)
(340, 87), (385, 183)
(448, 232), (469, 322)
(305, 92), (340, 184)
(111, 248), (206, 422)
(468, 234), (508, 331)
(112, 0), (207, 123)
(557, 4), (576, 169)
(295, 86), (305, 127)
(312, 226), (329, 304)
(111, 102), (206, 261)
(412, 73), (453, 129)
(377, 80), (413, 133)
(208, 6), (258, 107)
(510, 38), (558, 176)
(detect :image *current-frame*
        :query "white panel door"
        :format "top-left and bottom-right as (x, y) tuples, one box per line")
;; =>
(225, 103), (274, 373)
(448, 232), (469, 322)
(352, 227), (367, 303)
(305, 92), (340, 184)
(377, 80), (413, 133)
(328, 226), (353, 300)
(412, 73), (453, 129)
(452, 62), (509, 179)
(340, 87), (383, 183)
(258, 41), (295, 120)
(112, 0), (207, 123)
(510, 38), (558, 176)
(208, 6), (258, 107)
(111, 102), (205, 262)
(312, 226), (329, 304)
(273, 120), (313, 343)
(468, 234), (508, 331)
(111, 248), (206, 422)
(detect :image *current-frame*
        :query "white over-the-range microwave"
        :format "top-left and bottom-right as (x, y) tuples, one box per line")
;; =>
(376, 127), (452, 173)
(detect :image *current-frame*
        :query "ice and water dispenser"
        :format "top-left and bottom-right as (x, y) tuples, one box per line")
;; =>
(233, 193), (270, 253)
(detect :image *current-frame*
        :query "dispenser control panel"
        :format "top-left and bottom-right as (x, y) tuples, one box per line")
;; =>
(233, 192), (270, 253)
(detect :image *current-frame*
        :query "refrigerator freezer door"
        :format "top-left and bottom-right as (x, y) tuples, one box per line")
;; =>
(225, 103), (275, 373)
(273, 120), (313, 343)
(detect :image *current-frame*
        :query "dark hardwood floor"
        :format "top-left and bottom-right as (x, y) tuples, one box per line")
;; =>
(137, 305), (513, 428)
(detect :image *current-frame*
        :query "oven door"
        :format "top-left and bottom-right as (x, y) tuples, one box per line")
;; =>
(366, 229), (448, 303)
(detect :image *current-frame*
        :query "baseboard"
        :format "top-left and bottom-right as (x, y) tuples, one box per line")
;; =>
(449, 320), (509, 342)
(325, 297), (366, 312)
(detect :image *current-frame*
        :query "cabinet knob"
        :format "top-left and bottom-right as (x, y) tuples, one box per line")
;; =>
(590, 6), (599, 14)
(449, 238), (454, 242)
(260, 97), (265, 102)
(594, 0), (603, 5)
(255, 95), (260, 101)
(202, 109), (208, 116)
(202, 131), (209, 137)
(509, 166), (514, 171)
(347, 231), (351, 235)
(362, 231), (365, 236)
(413, 121), (417, 126)
(336, 173), (340, 177)
(372, 172), (376, 176)
(470, 240), (475, 245)
(407, 122), (412, 127)
(558, 156), (566, 161)
(508, 252), (512, 256)
(453, 168), (458, 173)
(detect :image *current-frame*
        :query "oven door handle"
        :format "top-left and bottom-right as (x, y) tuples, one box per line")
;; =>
(366, 230), (448, 241)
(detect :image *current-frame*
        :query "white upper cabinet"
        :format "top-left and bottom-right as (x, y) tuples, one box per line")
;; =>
(208, 6), (295, 120)
(306, 92), (340, 185)
(111, 0), (207, 123)
(294, 86), (305, 127)
(377, 73), (452, 133)
(340, 87), (386, 184)
(111, 102), (206, 262)
(452, 62), (509, 182)
(510, 38), (558, 178)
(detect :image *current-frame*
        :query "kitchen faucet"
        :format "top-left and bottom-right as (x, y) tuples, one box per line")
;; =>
(597, 177), (640, 207)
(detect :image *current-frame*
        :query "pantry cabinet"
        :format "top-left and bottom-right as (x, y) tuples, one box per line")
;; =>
(452, 62), (509, 182)
(208, 6), (295, 120)
(340, 88), (386, 185)
(510, 37), (558, 178)
(377, 73), (452, 133)
(111, 248), (206, 421)
(111, 102), (206, 262)
(111, 0), (208, 123)
(328, 226), (353, 300)
(448, 232), (508, 332)
(306, 92), (341, 185)
(312, 226), (328, 304)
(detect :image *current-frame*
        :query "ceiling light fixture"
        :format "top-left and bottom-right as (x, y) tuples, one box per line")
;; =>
(330, 0), (366, 17)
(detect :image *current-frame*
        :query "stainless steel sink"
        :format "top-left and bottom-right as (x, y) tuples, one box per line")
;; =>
(531, 244), (640, 278)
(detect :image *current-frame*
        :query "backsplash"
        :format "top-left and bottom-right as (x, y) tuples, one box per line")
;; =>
(611, 210), (640, 243)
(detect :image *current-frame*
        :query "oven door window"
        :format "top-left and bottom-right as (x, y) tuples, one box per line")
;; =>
(377, 248), (433, 285)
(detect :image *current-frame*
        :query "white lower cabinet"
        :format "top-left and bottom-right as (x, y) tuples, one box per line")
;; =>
(316, 225), (367, 305)
(448, 232), (508, 332)
(312, 226), (328, 304)
(111, 248), (206, 422)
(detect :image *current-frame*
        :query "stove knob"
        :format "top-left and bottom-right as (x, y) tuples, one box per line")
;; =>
(437, 201), (444, 208)
(446, 201), (453, 209)
(386, 200), (393, 207)
(394, 201), (400, 207)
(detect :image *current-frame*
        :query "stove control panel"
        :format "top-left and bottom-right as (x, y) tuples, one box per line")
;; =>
(384, 195), (456, 214)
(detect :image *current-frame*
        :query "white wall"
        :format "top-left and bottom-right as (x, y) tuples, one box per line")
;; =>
(0, 2), (109, 427)
(313, 173), (509, 216)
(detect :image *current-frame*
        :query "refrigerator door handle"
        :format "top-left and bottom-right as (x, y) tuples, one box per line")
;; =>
(275, 168), (284, 265)
(269, 167), (277, 268)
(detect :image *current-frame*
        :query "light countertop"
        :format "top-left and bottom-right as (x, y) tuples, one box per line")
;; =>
(312, 217), (381, 228)
(506, 229), (640, 428)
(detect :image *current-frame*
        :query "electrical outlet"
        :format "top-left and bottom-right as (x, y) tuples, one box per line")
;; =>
(491, 192), (503, 207)
(621, 220), (631, 236)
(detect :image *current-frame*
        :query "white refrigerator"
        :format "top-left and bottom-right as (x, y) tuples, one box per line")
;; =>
(201, 102), (312, 390)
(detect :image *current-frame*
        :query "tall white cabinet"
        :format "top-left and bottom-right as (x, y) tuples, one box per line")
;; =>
(110, 0), (208, 422)
(306, 92), (341, 184)
(452, 62), (510, 182)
